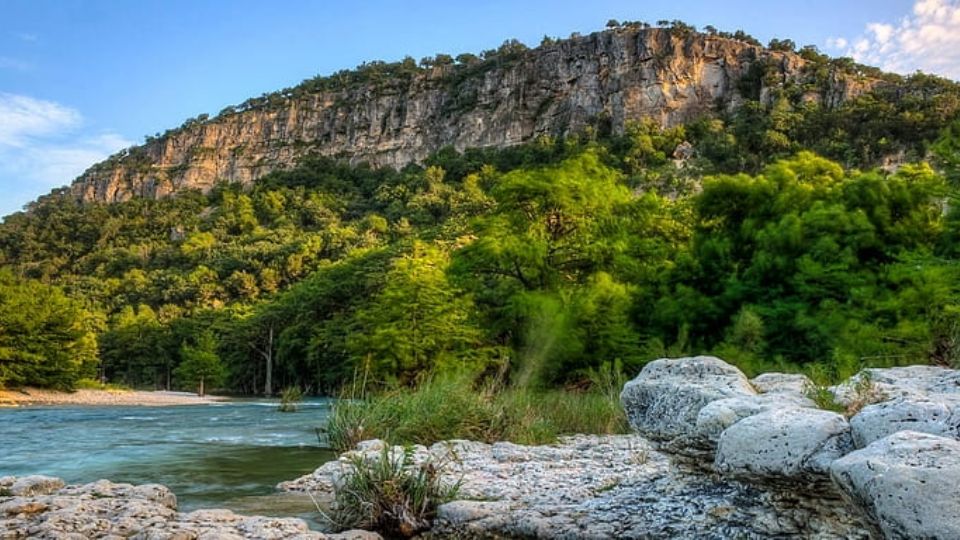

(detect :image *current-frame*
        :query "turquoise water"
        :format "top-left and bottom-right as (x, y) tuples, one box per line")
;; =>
(0, 400), (336, 517)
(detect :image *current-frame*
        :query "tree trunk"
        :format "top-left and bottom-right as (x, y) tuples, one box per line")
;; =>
(264, 326), (274, 397)
(199, 377), (205, 397)
(249, 325), (275, 397)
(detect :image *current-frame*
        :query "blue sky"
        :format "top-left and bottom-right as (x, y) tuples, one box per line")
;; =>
(0, 0), (953, 217)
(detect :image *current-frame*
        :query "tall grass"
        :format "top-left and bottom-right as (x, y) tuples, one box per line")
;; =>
(323, 367), (629, 452)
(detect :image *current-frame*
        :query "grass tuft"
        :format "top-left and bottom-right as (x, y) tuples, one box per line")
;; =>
(328, 444), (460, 537)
(804, 370), (879, 417)
(278, 386), (304, 412)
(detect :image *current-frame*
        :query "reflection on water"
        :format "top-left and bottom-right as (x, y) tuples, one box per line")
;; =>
(0, 399), (336, 518)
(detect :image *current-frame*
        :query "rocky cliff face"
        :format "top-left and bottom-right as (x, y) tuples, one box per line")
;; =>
(70, 27), (872, 203)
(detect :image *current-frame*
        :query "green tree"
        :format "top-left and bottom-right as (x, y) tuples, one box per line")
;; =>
(175, 331), (226, 396)
(351, 242), (491, 384)
(932, 119), (960, 187)
(0, 270), (96, 389)
(457, 151), (630, 291)
(181, 231), (217, 258)
(99, 305), (170, 388)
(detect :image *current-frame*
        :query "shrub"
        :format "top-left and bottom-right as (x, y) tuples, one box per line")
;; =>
(328, 444), (460, 537)
(278, 385), (303, 412)
(74, 378), (130, 391)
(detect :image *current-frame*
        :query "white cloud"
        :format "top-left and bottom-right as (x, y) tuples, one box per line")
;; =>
(0, 93), (132, 201)
(5, 136), (132, 191)
(829, 0), (960, 80)
(866, 23), (894, 44)
(826, 37), (848, 49)
(0, 93), (81, 147)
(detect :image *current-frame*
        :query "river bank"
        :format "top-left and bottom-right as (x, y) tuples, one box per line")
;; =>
(4, 357), (960, 538)
(0, 387), (227, 407)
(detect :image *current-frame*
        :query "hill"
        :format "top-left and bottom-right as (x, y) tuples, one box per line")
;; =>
(2, 21), (960, 394)
(67, 23), (957, 204)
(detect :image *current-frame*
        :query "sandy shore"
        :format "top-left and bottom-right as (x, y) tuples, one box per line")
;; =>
(0, 387), (228, 407)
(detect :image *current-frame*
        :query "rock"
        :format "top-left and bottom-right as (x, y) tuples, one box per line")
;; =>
(716, 408), (853, 481)
(0, 477), (370, 540)
(9, 475), (64, 496)
(830, 431), (960, 540)
(694, 393), (815, 444)
(672, 140), (695, 160)
(330, 530), (384, 540)
(867, 365), (960, 395)
(288, 435), (869, 539)
(132, 483), (179, 509)
(70, 28), (878, 205)
(0, 500), (48, 516)
(620, 356), (756, 444)
(850, 395), (960, 447)
(832, 365), (960, 406)
(751, 372), (813, 396)
(436, 500), (513, 524)
(354, 439), (387, 453)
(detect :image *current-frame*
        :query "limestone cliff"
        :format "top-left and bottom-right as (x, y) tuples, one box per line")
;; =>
(70, 27), (873, 203)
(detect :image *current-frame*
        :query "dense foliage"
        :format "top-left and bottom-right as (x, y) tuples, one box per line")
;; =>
(0, 270), (99, 389)
(3, 30), (960, 393)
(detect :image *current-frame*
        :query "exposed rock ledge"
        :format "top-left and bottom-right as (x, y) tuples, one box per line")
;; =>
(0, 475), (378, 540)
(282, 435), (868, 539)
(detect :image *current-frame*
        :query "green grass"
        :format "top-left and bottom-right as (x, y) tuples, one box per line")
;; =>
(322, 370), (629, 452)
(74, 378), (130, 391)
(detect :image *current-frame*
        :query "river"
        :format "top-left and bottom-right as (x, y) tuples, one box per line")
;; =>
(0, 400), (336, 519)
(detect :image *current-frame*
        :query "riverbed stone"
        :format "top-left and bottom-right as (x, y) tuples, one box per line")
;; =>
(831, 365), (960, 407)
(715, 407), (854, 481)
(620, 356), (756, 444)
(9, 475), (64, 496)
(750, 372), (813, 396)
(0, 477), (377, 540)
(830, 431), (960, 540)
(694, 393), (815, 444)
(850, 394), (960, 447)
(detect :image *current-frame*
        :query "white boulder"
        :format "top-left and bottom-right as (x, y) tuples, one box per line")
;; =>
(830, 431), (960, 540)
(694, 393), (815, 444)
(750, 372), (813, 396)
(620, 356), (755, 442)
(850, 395), (960, 447)
(716, 407), (853, 480)
(831, 365), (960, 406)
